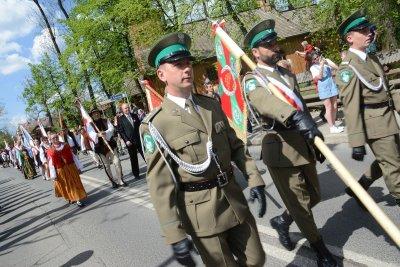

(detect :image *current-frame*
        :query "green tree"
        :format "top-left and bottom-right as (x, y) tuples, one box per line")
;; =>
(0, 129), (14, 149)
(292, 0), (400, 61)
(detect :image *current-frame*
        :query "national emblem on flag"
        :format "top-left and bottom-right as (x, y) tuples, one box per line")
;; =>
(212, 21), (247, 142)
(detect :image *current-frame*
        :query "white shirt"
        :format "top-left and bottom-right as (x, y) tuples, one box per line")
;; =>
(257, 63), (275, 73)
(167, 93), (199, 113)
(349, 47), (367, 61)
(124, 113), (134, 125)
(257, 63), (290, 86)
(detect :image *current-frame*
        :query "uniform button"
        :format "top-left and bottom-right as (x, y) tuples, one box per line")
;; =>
(281, 115), (284, 118)
(185, 140), (189, 144)
(189, 200), (193, 203)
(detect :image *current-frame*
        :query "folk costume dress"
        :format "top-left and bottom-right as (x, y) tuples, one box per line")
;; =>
(16, 145), (36, 179)
(47, 143), (87, 202)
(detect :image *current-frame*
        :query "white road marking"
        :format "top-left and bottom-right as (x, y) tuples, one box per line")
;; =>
(80, 174), (154, 210)
(257, 221), (397, 266)
(80, 174), (398, 267)
(262, 242), (315, 266)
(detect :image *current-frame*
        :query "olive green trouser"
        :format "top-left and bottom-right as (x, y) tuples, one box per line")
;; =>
(268, 162), (322, 243)
(363, 134), (400, 199)
(191, 215), (265, 267)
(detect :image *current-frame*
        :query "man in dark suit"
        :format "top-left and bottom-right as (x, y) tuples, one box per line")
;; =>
(117, 103), (145, 179)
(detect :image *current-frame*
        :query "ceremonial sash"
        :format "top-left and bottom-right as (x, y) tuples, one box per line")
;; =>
(253, 73), (304, 111)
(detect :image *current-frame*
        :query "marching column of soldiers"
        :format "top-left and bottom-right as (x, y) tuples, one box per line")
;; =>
(139, 9), (400, 267)
(5, 8), (398, 267)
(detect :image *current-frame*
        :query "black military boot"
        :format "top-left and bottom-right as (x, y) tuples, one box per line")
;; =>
(310, 239), (337, 267)
(270, 212), (295, 251)
(345, 175), (374, 210)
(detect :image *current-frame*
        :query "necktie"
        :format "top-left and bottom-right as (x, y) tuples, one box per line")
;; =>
(185, 99), (202, 122)
(127, 115), (133, 126)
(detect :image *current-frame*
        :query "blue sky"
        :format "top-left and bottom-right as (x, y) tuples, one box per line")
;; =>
(0, 0), (73, 133)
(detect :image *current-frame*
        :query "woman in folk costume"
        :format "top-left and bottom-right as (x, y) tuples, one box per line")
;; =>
(47, 132), (87, 207)
(32, 138), (46, 179)
(39, 136), (51, 180)
(15, 140), (37, 179)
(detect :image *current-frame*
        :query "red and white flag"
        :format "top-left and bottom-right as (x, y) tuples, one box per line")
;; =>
(140, 80), (163, 111)
(78, 102), (93, 127)
(37, 120), (47, 137)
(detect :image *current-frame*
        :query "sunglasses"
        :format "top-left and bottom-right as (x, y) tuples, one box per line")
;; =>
(257, 39), (277, 49)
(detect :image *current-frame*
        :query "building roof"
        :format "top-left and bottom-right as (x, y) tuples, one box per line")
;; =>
(186, 8), (311, 59)
(135, 8), (312, 70)
(376, 49), (400, 65)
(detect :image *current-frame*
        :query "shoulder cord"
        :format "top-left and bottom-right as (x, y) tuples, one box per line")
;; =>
(148, 122), (213, 174)
(343, 63), (383, 91)
(241, 76), (265, 129)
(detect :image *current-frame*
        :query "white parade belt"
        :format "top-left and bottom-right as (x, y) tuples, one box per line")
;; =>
(148, 122), (213, 174)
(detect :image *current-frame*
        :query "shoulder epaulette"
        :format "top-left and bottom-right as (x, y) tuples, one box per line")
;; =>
(142, 107), (162, 124)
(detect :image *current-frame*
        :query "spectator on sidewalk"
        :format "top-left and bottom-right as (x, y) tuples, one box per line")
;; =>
(117, 103), (144, 179)
(295, 40), (321, 58)
(308, 51), (344, 134)
(203, 77), (221, 102)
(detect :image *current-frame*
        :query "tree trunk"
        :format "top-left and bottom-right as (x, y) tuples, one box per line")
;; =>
(123, 34), (147, 107)
(58, 0), (97, 108)
(32, 0), (78, 98)
(224, 0), (247, 35)
(32, 0), (62, 55)
(170, 0), (178, 25)
(202, 1), (209, 18)
(381, 0), (399, 49)
(45, 104), (53, 127)
(83, 71), (97, 108)
(57, 0), (69, 19)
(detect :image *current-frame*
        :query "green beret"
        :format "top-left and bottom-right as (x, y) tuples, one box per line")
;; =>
(338, 9), (373, 37)
(147, 32), (194, 68)
(244, 20), (277, 49)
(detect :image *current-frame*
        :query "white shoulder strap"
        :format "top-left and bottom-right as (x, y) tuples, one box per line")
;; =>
(342, 62), (384, 91)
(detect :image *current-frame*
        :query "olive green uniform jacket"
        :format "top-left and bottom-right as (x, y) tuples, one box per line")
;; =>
(140, 94), (264, 245)
(243, 65), (316, 167)
(335, 51), (399, 147)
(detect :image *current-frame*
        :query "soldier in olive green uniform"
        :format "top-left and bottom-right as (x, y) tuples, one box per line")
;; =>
(140, 32), (267, 266)
(242, 20), (337, 267)
(336, 10), (400, 207)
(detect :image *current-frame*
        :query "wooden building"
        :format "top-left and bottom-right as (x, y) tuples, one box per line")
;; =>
(132, 4), (314, 99)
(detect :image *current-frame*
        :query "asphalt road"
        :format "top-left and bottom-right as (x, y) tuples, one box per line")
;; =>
(0, 143), (399, 267)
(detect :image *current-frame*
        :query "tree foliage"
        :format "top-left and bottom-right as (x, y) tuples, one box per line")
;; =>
(292, 0), (400, 62)
(22, 0), (258, 123)
(0, 129), (13, 149)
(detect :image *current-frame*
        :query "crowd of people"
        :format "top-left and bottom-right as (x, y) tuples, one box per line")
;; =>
(1, 9), (399, 267)
(1, 103), (146, 207)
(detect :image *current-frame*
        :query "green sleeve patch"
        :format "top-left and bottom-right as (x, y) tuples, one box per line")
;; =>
(143, 133), (156, 154)
(339, 69), (354, 84)
(245, 78), (257, 93)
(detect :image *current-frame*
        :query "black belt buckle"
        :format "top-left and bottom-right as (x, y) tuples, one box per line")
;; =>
(217, 172), (228, 187)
